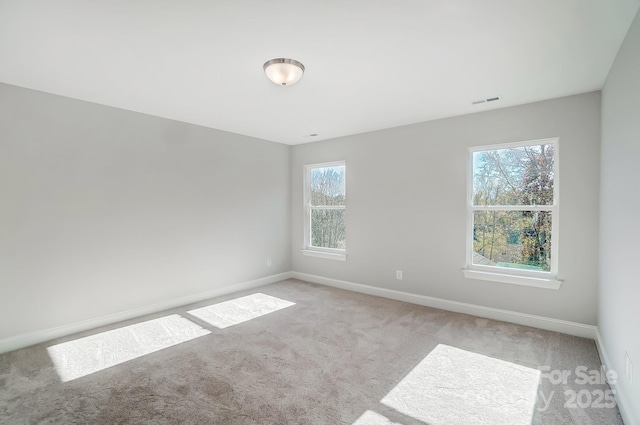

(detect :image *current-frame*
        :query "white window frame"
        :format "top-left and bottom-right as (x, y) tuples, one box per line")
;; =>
(463, 138), (562, 289)
(302, 160), (347, 261)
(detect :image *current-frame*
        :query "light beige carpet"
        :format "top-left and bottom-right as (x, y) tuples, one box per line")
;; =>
(0, 279), (623, 424)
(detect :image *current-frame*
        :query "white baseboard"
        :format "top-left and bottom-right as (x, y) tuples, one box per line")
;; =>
(291, 272), (597, 339)
(4, 270), (633, 423)
(0, 272), (293, 355)
(594, 328), (638, 425)
(292, 272), (638, 422)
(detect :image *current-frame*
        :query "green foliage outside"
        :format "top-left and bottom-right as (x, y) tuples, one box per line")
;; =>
(473, 144), (554, 271)
(310, 166), (346, 249)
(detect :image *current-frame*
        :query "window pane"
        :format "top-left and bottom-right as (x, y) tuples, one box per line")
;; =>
(311, 209), (346, 249)
(310, 165), (345, 206)
(473, 210), (552, 272)
(473, 144), (554, 206)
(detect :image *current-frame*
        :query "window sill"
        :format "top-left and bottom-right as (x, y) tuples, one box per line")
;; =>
(462, 269), (562, 290)
(301, 249), (347, 261)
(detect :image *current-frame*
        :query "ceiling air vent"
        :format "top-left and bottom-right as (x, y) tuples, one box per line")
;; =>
(472, 96), (501, 105)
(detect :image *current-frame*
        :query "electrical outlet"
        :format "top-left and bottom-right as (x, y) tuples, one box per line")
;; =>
(396, 270), (403, 280)
(266, 258), (272, 268)
(626, 352), (633, 384)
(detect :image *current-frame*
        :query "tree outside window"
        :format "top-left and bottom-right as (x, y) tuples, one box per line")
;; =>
(470, 141), (557, 274)
(305, 162), (346, 252)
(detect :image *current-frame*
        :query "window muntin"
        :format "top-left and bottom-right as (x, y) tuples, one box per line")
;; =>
(468, 140), (558, 277)
(305, 162), (346, 252)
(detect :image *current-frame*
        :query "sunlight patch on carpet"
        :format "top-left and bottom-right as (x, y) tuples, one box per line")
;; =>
(352, 410), (402, 424)
(381, 344), (540, 425)
(186, 292), (295, 329)
(47, 314), (210, 382)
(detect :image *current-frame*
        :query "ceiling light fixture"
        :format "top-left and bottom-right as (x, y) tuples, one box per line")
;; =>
(263, 58), (305, 86)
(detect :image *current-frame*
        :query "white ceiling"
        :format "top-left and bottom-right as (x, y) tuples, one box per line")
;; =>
(1, 0), (638, 145)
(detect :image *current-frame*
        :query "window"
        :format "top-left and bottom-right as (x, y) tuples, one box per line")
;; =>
(303, 161), (346, 260)
(464, 139), (561, 289)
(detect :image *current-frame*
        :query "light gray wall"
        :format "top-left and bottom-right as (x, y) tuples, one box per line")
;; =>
(600, 9), (640, 423)
(0, 83), (291, 339)
(292, 92), (601, 325)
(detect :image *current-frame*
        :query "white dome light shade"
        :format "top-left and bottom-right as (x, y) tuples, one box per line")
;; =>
(263, 58), (305, 86)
